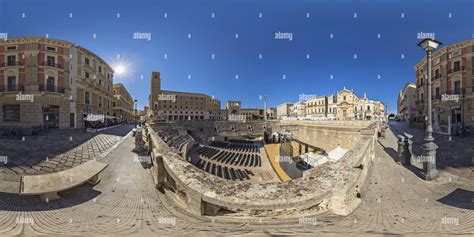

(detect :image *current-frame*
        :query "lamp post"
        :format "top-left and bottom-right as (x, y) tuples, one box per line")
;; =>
(134, 99), (138, 128)
(417, 38), (442, 180)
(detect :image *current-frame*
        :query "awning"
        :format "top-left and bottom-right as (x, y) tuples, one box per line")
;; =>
(300, 152), (328, 167)
(328, 146), (349, 162)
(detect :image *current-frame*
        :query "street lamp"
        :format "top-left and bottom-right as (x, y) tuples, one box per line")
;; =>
(134, 99), (138, 128)
(417, 38), (442, 181)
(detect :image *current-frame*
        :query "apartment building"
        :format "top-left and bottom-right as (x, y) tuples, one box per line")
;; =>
(397, 82), (416, 122)
(414, 39), (474, 134)
(0, 36), (114, 129)
(305, 96), (327, 117)
(276, 103), (293, 119)
(113, 83), (134, 122)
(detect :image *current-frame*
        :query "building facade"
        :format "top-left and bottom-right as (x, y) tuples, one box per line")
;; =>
(113, 83), (134, 122)
(149, 72), (221, 121)
(275, 88), (384, 121)
(276, 103), (293, 119)
(305, 96), (327, 117)
(0, 37), (114, 129)
(397, 82), (416, 122)
(414, 39), (474, 134)
(290, 101), (306, 117)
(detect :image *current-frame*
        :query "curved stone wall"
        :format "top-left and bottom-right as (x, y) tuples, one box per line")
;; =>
(143, 120), (378, 220)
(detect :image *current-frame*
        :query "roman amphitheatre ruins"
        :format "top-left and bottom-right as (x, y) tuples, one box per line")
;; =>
(0, 119), (472, 236)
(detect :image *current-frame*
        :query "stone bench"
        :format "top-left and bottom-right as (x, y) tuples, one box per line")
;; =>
(19, 160), (108, 202)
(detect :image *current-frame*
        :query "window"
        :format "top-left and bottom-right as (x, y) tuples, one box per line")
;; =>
(85, 72), (90, 79)
(46, 76), (54, 92)
(85, 92), (90, 104)
(85, 58), (90, 65)
(4, 105), (20, 121)
(454, 81), (461, 94)
(343, 96), (346, 101)
(46, 46), (56, 51)
(449, 50), (461, 59)
(7, 76), (16, 91)
(6, 46), (17, 51)
(113, 102), (116, 107)
(453, 61), (461, 71)
(435, 87), (440, 98)
(7, 55), (16, 66)
(46, 56), (55, 66)
(98, 97), (102, 107)
(367, 106), (371, 111)
(99, 66), (102, 73)
(434, 69), (440, 78)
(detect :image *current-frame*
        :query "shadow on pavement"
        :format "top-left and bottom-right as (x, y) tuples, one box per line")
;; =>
(437, 188), (474, 210)
(0, 184), (102, 211)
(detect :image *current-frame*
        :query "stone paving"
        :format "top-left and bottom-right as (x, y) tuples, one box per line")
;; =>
(0, 125), (134, 185)
(388, 121), (474, 179)
(0, 127), (472, 235)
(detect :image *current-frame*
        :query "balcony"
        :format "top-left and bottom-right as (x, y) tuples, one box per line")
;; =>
(0, 84), (24, 92)
(0, 61), (21, 67)
(448, 66), (465, 74)
(41, 61), (62, 69)
(432, 74), (442, 80)
(39, 85), (65, 93)
(432, 94), (441, 100)
(447, 88), (466, 95)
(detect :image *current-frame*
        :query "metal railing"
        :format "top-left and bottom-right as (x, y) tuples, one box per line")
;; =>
(448, 66), (465, 74)
(0, 84), (24, 92)
(0, 61), (21, 67)
(41, 61), (62, 69)
(39, 85), (65, 93)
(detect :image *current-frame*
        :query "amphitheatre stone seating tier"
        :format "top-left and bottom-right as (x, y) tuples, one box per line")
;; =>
(150, 124), (195, 154)
(144, 120), (378, 218)
(19, 160), (108, 202)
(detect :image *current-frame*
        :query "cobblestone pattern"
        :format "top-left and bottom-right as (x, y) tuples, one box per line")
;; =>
(0, 128), (472, 235)
(389, 121), (474, 178)
(0, 125), (133, 178)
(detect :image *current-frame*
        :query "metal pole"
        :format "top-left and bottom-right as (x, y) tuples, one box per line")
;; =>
(422, 50), (438, 180)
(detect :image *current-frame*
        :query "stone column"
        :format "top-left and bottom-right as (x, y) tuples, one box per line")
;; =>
(403, 133), (413, 165)
(397, 135), (405, 163)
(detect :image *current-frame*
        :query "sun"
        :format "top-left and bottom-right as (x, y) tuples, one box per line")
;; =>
(114, 64), (127, 75)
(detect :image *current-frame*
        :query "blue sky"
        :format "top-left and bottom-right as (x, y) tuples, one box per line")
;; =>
(1, 0), (472, 113)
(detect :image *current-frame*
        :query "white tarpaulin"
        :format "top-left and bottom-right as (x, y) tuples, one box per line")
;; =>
(300, 152), (328, 167)
(328, 146), (349, 162)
